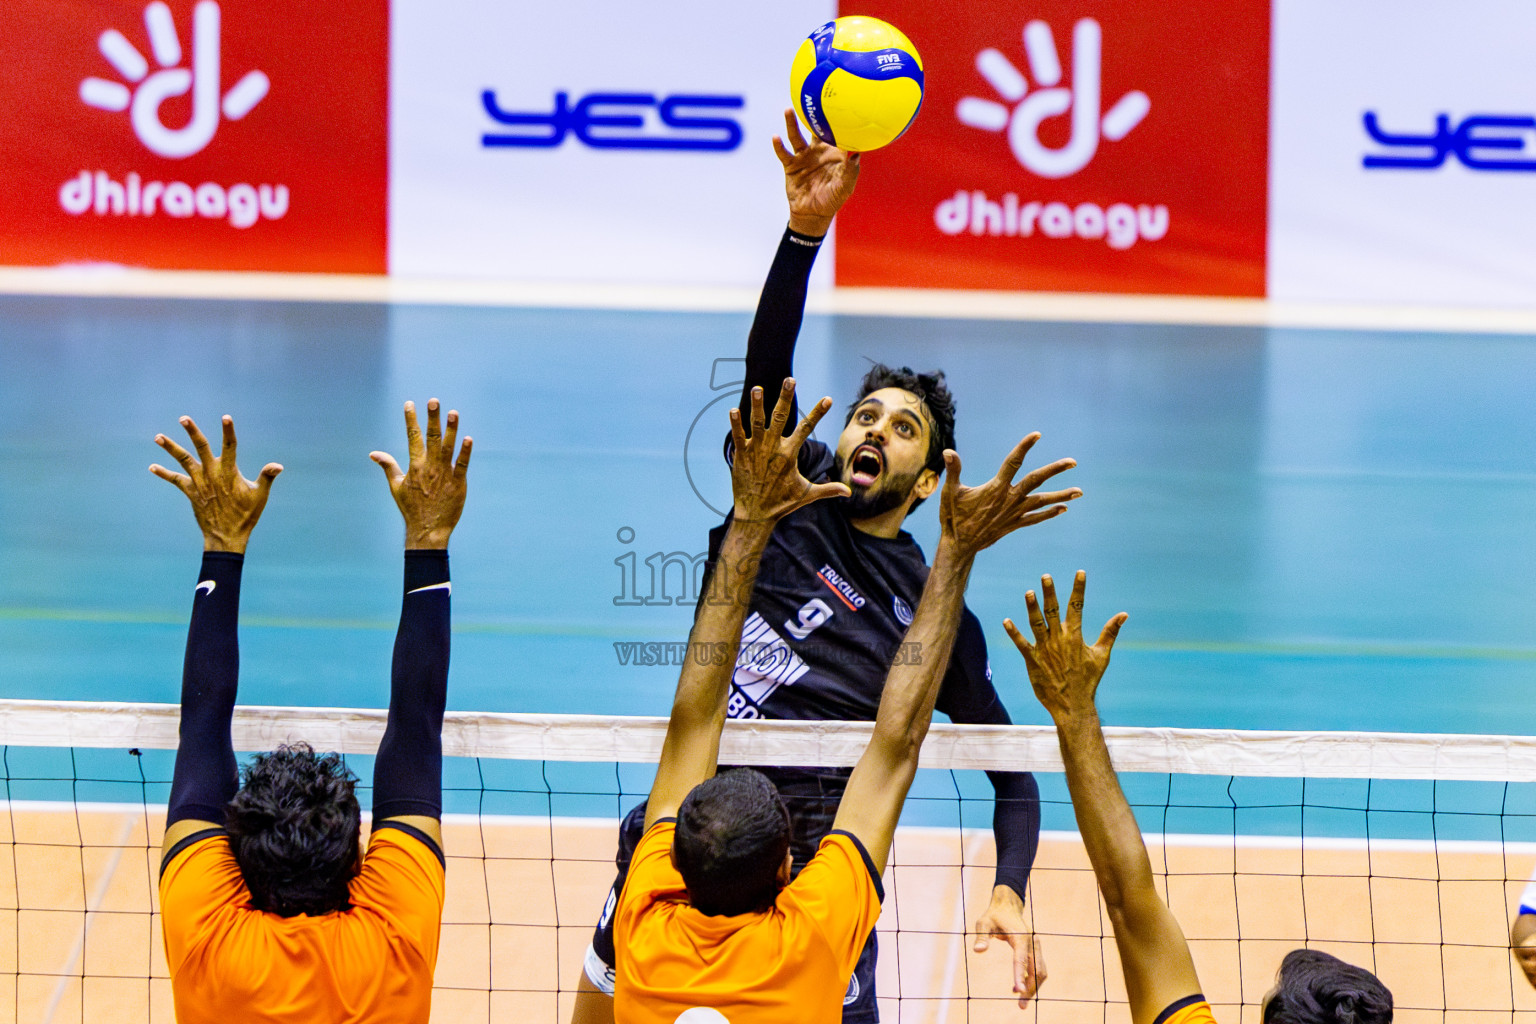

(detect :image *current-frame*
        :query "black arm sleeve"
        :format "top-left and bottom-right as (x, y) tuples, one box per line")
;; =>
(372, 550), (450, 820)
(739, 227), (824, 434)
(935, 608), (1041, 900)
(166, 552), (244, 828)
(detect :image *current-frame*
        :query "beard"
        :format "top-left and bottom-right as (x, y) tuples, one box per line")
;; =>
(833, 449), (923, 520)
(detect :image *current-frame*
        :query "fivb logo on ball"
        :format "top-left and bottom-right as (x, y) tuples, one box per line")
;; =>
(62, 1), (287, 229)
(938, 17), (1167, 250)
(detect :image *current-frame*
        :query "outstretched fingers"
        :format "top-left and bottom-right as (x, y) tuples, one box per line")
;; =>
(403, 401), (424, 462)
(155, 432), (197, 475)
(1031, 486), (1083, 507)
(1040, 575), (1060, 627)
(748, 386), (766, 440)
(370, 450), (405, 489)
(995, 433), (1039, 485)
(425, 398), (442, 448)
(220, 416), (237, 461)
(766, 378), (797, 439)
(1017, 457), (1078, 495)
(807, 479), (852, 502)
(771, 134), (793, 168)
(789, 396), (834, 448)
(729, 406), (748, 456)
(442, 409), (460, 458)
(1002, 618), (1039, 671)
(1095, 612), (1129, 655)
(454, 436), (474, 479)
(149, 463), (191, 494)
(782, 107), (809, 154)
(1023, 588), (1050, 643)
(1066, 570), (1087, 634)
(1014, 505), (1070, 529)
(181, 416), (215, 467)
(941, 449), (962, 503)
(255, 463), (284, 497)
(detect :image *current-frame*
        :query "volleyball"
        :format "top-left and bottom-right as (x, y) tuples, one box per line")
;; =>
(789, 16), (924, 152)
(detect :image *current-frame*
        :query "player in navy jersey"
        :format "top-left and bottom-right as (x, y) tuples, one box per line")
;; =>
(571, 110), (1072, 1023)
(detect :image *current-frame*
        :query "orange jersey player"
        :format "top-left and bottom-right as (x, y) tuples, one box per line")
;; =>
(150, 400), (471, 1023)
(612, 379), (1079, 1024)
(1002, 572), (1394, 1024)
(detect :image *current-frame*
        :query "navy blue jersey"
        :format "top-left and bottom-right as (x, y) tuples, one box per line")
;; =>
(708, 438), (1004, 727)
(699, 227), (1040, 897)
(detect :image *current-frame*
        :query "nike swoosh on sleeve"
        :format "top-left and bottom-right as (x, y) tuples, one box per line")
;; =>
(196, 581), (216, 596)
(407, 582), (451, 596)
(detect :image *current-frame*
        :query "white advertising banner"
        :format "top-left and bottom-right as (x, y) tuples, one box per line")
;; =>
(390, 0), (834, 288)
(1270, 0), (1536, 307)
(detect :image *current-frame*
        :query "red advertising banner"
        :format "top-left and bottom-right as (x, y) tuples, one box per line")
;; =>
(834, 1), (1270, 296)
(0, 0), (387, 273)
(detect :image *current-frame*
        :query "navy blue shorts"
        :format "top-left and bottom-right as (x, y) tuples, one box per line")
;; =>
(588, 767), (879, 1023)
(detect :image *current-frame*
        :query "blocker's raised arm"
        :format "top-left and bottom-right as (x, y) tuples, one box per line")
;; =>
(370, 399), (474, 854)
(152, 415), (282, 856)
(1003, 572), (1202, 1024)
(831, 435), (1080, 875)
(647, 381), (848, 829)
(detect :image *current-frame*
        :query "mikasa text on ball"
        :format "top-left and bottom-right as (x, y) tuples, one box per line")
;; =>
(790, 16), (924, 152)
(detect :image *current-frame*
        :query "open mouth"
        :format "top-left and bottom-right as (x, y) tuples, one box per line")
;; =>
(849, 444), (884, 487)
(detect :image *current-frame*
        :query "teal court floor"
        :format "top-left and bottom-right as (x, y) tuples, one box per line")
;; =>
(1, 295), (1534, 837)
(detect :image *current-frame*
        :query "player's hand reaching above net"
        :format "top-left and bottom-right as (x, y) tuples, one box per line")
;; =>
(774, 107), (861, 238)
(939, 433), (1080, 559)
(371, 399), (472, 550)
(730, 379), (850, 524)
(151, 415), (282, 555)
(1004, 571), (1126, 724)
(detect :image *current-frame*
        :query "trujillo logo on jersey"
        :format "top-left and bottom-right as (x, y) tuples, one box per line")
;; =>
(727, 613), (810, 720)
(816, 564), (866, 611)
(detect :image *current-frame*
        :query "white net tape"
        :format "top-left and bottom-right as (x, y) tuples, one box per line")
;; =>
(4, 698), (1536, 781)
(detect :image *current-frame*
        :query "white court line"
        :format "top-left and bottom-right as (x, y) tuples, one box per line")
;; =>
(5, 266), (1536, 334)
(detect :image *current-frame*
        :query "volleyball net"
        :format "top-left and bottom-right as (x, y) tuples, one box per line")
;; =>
(5, 699), (1536, 1023)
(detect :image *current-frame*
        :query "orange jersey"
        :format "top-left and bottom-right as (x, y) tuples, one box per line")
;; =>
(1157, 996), (1218, 1024)
(613, 818), (883, 1024)
(159, 824), (445, 1024)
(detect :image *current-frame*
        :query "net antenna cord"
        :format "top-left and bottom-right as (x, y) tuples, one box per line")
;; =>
(7, 698), (1536, 783)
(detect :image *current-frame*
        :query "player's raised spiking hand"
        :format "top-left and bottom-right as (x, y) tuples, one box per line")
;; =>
(773, 107), (861, 238)
(938, 434), (1081, 559)
(730, 378), (851, 524)
(151, 415), (282, 554)
(371, 399), (472, 550)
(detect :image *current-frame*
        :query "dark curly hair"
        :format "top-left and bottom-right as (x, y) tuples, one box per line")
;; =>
(225, 743), (362, 917)
(848, 364), (957, 510)
(672, 768), (791, 917)
(1265, 949), (1392, 1024)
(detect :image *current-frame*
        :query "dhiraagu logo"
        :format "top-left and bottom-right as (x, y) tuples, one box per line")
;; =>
(938, 17), (1166, 249)
(64, 0), (288, 228)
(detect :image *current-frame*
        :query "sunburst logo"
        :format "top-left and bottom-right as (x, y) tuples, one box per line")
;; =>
(78, 1), (269, 160)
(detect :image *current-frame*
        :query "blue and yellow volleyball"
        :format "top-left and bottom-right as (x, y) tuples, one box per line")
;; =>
(790, 16), (924, 152)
